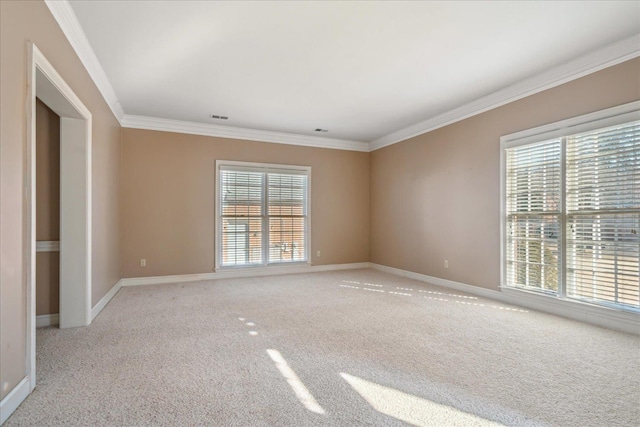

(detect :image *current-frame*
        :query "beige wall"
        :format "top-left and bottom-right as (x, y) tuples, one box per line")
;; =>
(1, 0), (637, 406)
(0, 0), (121, 400)
(370, 58), (640, 291)
(35, 99), (60, 316)
(121, 129), (370, 277)
(35, 253), (60, 316)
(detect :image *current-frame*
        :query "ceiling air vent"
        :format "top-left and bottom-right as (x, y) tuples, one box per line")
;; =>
(211, 115), (229, 120)
(314, 128), (328, 133)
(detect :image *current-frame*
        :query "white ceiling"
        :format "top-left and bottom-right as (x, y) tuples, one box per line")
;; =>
(66, 0), (640, 147)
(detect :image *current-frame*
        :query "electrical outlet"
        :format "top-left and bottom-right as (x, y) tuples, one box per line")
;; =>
(317, 251), (321, 257)
(444, 260), (448, 268)
(141, 259), (146, 267)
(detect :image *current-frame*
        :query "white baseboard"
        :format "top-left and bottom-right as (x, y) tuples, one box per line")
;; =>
(36, 314), (59, 328)
(91, 279), (123, 321)
(0, 377), (30, 424)
(371, 263), (502, 300)
(309, 262), (371, 273)
(120, 262), (370, 287)
(370, 263), (639, 335)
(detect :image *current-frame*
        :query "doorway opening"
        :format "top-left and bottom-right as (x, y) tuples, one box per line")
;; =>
(35, 99), (61, 327)
(26, 43), (92, 392)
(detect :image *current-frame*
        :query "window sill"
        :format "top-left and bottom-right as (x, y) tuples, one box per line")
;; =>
(213, 262), (313, 278)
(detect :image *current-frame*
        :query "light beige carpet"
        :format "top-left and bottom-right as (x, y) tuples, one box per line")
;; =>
(6, 269), (640, 426)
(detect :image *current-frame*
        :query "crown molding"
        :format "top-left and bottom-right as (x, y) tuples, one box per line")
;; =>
(44, 0), (124, 123)
(121, 115), (370, 152)
(45, 0), (639, 153)
(370, 33), (640, 151)
(44, 0), (364, 151)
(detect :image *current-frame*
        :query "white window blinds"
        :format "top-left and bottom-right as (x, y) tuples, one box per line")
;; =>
(503, 114), (639, 312)
(565, 121), (639, 308)
(505, 139), (561, 293)
(218, 163), (309, 268)
(220, 170), (264, 266)
(268, 173), (308, 263)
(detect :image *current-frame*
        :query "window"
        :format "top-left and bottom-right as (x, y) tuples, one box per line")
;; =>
(501, 102), (639, 312)
(216, 161), (310, 268)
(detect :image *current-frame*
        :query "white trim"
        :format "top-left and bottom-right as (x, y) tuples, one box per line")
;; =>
(43, 0), (364, 151)
(121, 262), (370, 287)
(499, 138), (507, 295)
(215, 161), (221, 272)
(31, 282), (121, 330)
(27, 43), (93, 397)
(0, 377), (30, 424)
(499, 102), (640, 317)
(307, 170), (312, 268)
(371, 263), (502, 300)
(219, 160), (312, 173)
(43, 0), (124, 123)
(35, 241), (60, 252)
(121, 115), (369, 152)
(31, 46), (92, 120)
(44, 0), (639, 153)
(370, 34), (640, 151)
(500, 100), (640, 148)
(91, 279), (123, 321)
(499, 287), (639, 334)
(26, 44), (37, 395)
(370, 263), (640, 335)
(215, 160), (312, 270)
(36, 314), (60, 328)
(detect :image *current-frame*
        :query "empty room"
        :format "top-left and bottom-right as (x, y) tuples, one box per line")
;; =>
(1, 1), (639, 426)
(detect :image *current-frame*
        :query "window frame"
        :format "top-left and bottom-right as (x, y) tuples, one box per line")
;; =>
(215, 160), (311, 270)
(500, 101), (640, 312)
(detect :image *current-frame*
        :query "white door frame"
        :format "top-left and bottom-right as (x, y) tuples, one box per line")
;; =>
(26, 43), (92, 392)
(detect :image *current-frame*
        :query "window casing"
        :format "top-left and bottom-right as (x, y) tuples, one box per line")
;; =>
(501, 102), (639, 312)
(216, 161), (310, 269)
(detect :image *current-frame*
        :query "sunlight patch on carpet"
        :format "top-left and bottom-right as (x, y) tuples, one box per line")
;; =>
(364, 283), (383, 287)
(341, 373), (504, 427)
(267, 349), (326, 415)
